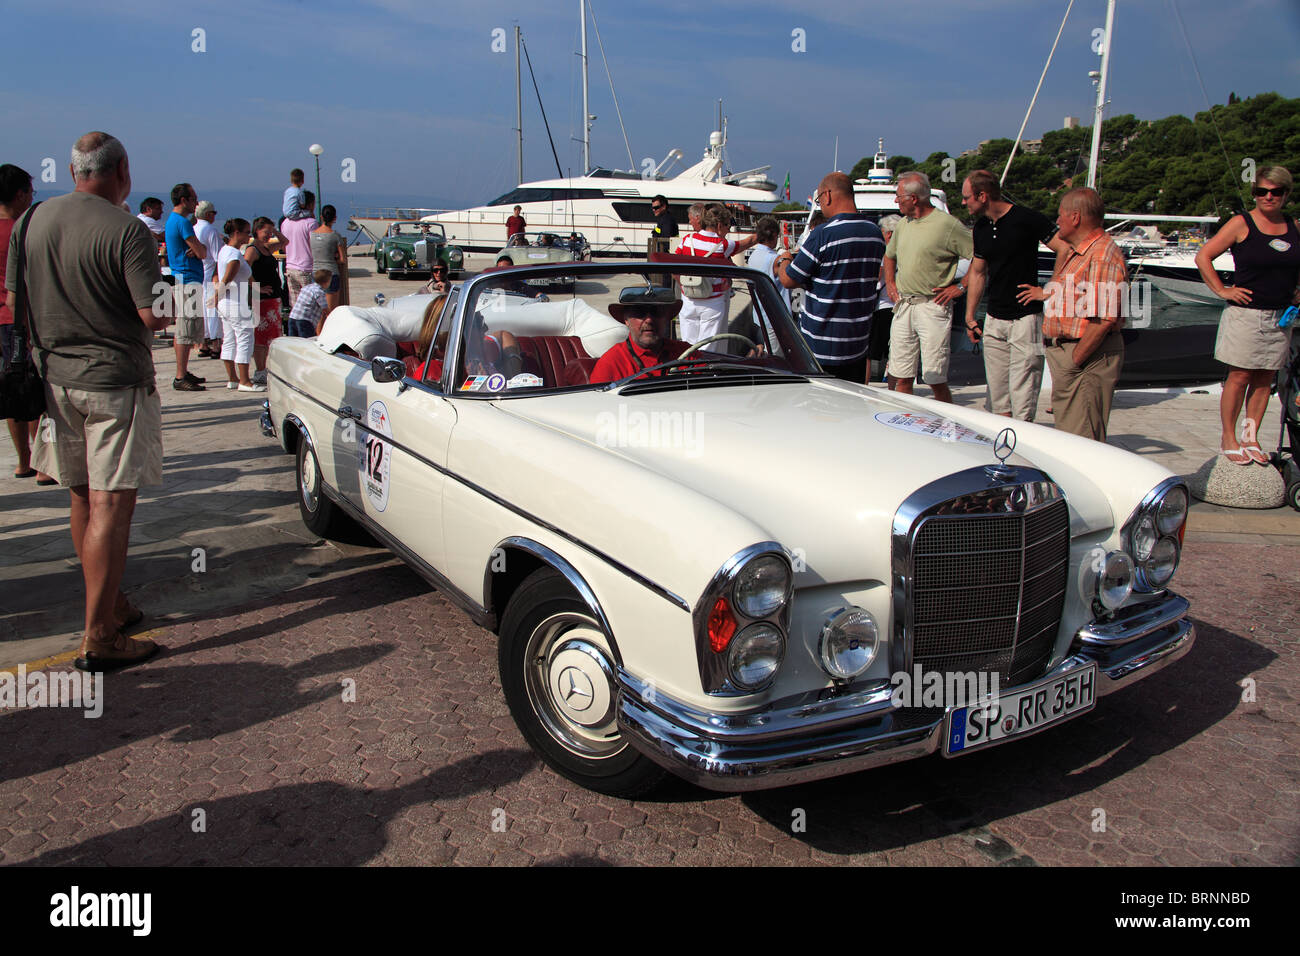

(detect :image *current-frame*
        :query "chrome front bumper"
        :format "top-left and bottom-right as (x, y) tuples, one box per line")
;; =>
(259, 400), (276, 438)
(617, 592), (1195, 792)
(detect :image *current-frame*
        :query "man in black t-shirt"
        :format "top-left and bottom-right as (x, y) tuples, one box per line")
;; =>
(651, 194), (678, 241)
(962, 170), (1068, 422)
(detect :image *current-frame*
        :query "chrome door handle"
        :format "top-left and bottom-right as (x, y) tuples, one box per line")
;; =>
(337, 404), (360, 421)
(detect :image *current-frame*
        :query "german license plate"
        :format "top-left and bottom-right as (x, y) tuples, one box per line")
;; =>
(944, 664), (1096, 756)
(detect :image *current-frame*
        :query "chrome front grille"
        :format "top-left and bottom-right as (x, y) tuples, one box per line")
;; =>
(893, 471), (1070, 687)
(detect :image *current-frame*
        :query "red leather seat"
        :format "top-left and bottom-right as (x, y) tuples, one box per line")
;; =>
(564, 357), (599, 386)
(514, 335), (591, 387)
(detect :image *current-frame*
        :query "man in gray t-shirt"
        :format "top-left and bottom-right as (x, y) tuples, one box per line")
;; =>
(3, 131), (170, 672)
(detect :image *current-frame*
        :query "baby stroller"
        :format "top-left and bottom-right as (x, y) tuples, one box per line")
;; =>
(1274, 334), (1300, 511)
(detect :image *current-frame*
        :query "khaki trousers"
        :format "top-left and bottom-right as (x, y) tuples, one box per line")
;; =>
(1044, 334), (1124, 442)
(983, 314), (1044, 422)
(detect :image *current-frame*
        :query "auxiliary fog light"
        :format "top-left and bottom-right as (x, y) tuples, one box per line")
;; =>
(818, 607), (879, 681)
(727, 623), (785, 691)
(1098, 551), (1135, 610)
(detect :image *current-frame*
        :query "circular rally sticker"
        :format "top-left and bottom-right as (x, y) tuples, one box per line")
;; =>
(874, 411), (991, 444)
(485, 373), (507, 392)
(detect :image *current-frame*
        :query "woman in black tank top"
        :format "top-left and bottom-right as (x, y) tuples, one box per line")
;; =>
(248, 216), (287, 382)
(1195, 165), (1300, 465)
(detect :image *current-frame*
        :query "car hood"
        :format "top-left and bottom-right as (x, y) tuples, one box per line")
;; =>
(500, 379), (1169, 584)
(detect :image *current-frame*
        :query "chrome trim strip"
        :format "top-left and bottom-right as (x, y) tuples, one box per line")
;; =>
(1075, 592), (1191, 646)
(272, 369), (689, 613)
(321, 481), (494, 629)
(483, 536), (620, 663)
(615, 593), (1194, 791)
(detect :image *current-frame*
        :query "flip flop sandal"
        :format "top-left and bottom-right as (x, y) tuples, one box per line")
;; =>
(36, 477), (59, 486)
(1220, 446), (1252, 466)
(1241, 442), (1269, 465)
(12, 469), (36, 479)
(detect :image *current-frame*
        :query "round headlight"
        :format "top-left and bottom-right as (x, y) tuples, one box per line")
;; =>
(727, 623), (785, 690)
(1098, 551), (1134, 610)
(1132, 515), (1157, 562)
(819, 608), (878, 681)
(733, 554), (790, 619)
(450, 250), (463, 261)
(1155, 486), (1188, 536)
(387, 248), (404, 263)
(1145, 536), (1179, 588)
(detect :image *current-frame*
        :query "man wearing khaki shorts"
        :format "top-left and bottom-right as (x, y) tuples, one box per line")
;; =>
(882, 171), (973, 403)
(4, 132), (170, 670)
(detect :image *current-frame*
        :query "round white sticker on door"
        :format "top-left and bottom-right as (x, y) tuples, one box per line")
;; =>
(359, 400), (394, 511)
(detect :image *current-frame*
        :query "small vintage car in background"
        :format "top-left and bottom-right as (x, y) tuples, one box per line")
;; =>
(495, 231), (591, 290)
(374, 220), (465, 279)
(260, 261), (1195, 797)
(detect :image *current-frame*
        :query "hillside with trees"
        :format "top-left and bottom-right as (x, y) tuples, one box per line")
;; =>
(849, 92), (1300, 226)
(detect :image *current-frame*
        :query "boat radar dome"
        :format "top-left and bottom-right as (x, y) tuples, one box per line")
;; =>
(709, 131), (723, 147)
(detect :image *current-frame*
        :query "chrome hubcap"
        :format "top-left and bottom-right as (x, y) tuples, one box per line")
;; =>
(300, 447), (318, 512)
(524, 613), (623, 758)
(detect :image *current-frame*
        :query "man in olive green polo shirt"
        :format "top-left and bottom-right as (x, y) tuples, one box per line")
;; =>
(881, 171), (973, 403)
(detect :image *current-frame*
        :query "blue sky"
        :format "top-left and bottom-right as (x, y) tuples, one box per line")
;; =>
(4, 0), (1298, 209)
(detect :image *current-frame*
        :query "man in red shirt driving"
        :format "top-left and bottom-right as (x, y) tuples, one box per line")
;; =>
(589, 295), (692, 384)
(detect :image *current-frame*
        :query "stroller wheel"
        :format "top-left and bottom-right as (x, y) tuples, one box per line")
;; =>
(1288, 481), (1300, 512)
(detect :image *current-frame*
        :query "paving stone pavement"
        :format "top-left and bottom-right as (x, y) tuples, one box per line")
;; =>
(0, 277), (1297, 865)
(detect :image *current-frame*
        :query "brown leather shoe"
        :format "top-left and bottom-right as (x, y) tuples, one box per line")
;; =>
(74, 631), (161, 672)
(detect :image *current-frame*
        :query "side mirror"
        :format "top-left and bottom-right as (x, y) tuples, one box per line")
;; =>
(374, 292), (386, 305)
(370, 356), (407, 385)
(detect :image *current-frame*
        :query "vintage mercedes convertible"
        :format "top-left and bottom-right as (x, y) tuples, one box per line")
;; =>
(259, 261), (1195, 796)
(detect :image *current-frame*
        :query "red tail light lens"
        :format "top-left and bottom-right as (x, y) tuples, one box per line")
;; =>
(708, 597), (737, 653)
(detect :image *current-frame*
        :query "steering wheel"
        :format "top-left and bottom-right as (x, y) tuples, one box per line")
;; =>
(676, 333), (757, 360)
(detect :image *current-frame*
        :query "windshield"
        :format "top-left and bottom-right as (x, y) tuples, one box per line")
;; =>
(391, 222), (445, 238)
(446, 265), (821, 395)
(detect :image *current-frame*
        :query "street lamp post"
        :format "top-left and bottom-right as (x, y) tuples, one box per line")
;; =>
(308, 143), (324, 218)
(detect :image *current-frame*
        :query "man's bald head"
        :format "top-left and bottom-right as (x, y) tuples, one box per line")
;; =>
(817, 171), (857, 216)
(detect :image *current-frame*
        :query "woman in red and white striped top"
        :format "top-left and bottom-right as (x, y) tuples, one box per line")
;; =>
(676, 203), (759, 344)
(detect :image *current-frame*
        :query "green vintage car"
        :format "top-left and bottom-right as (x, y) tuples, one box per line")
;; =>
(374, 221), (465, 279)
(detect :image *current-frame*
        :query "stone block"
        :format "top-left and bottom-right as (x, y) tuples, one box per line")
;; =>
(1187, 456), (1285, 509)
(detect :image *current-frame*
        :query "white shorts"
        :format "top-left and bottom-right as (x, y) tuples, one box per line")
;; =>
(887, 297), (953, 385)
(220, 319), (254, 364)
(679, 294), (730, 344)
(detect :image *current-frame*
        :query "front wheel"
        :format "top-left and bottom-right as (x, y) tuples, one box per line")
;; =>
(498, 568), (665, 797)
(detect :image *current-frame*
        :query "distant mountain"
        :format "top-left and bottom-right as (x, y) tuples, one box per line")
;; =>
(854, 92), (1300, 224)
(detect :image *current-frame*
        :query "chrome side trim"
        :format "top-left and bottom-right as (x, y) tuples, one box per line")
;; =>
(484, 536), (620, 664)
(271, 368), (688, 613)
(321, 482), (494, 629)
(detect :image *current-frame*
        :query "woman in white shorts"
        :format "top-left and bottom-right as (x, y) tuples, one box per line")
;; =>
(215, 218), (262, 392)
(1195, 165), (1300, 465)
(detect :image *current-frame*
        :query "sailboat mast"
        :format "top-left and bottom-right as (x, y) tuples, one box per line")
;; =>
(580, 0), (590, 175)
(1087, 0), (1116, 190)
(515, 26), (523, 185)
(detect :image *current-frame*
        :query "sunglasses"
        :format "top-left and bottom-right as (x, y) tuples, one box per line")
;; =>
(1254, 186), (1288, 198)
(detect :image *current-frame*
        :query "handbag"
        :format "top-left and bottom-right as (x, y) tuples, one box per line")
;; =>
(0, 203), (46, 423)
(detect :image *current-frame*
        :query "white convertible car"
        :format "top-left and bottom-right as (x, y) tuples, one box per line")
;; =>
(260, 261), (1195, 796)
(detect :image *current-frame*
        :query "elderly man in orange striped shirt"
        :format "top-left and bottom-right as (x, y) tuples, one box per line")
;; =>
(1017, 187), (1127, 442)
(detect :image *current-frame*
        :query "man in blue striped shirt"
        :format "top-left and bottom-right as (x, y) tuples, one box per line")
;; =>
(775, 172), (883, 382)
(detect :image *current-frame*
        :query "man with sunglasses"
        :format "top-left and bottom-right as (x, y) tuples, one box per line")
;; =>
(1195, 165), (1300, 465)
(651, 195), (678, 241)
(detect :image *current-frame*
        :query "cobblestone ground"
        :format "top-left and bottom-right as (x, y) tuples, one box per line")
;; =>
(0, 538), (1294, 867)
